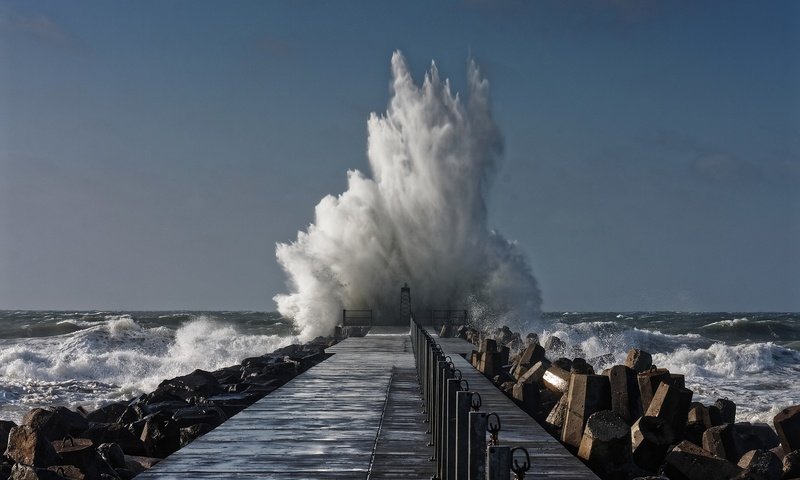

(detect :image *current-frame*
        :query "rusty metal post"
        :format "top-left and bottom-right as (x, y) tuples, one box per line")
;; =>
(486, 446), (511, 480)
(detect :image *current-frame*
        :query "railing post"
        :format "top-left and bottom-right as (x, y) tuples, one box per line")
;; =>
(455, 390), (473, 479)
(468, 411), (487, 480)
(486, 445), (511, 480)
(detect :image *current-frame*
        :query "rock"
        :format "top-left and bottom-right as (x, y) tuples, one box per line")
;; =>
(716, 398), (737, 424)
(625, 348), (653, 372)
(9, 464), (71, 480)
(84, 403), (128, 424)
(544, 336), (566, 353)
(637, 368), (671, 412)
(4, 425), (61, 467)
(684, 421), (707, 447)
(151, 370), (223, 403)
(736, 449), (782, 480)
(23, 408), (89, 442)
(525, 332), (539, 345)
(632, 416), (675, 472)
(179, 423), (213, 448)
(570, 358), (594, 375)
(123, 455), (160, 476)
(117, 403), (147, 425)
(97, 443), (126, 469)
(662, 440), (744, 480)
(512, 383), (540, 416)
(609, 365), (642, 424)
(774, 405), (800, 453)
(561, 374), (612, 448)
(644, 382), (693, 441)
(1, 420), (18, 452)
(783, 449), (800, 478)
(171, 406), (227, 429)
(143, 401), (190, 416)
(51, 437), (116, 479)
(139, 412), (180, 459)
(82, 423), (147, 457)
(577, 410), (631, 479)
(542, 365), (572, 393)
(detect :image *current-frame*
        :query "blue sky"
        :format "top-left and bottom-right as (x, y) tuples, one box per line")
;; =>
(1, 0), (798, 311)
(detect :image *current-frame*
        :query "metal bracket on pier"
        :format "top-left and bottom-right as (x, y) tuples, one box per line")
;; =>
(510, 447), (531, 480)
(487, 412), (501, 446)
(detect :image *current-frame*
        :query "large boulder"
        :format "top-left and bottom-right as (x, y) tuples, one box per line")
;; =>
(4, 425), (61, 467)
(179, 423), (213, 448)
(84, 403), (128, 424)
(22, 408), (89, 442)
(82, 423), (147, 457)
(783, 449), (800, 478)
(139, 412), (180, 459)
(51, 437), (116, 479)
(151, 370), (223, 402)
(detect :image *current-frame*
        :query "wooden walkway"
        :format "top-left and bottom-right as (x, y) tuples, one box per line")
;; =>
(431, 331), (599, 479)
(138, 329), (433, 479)
(138, 327), (597, 479)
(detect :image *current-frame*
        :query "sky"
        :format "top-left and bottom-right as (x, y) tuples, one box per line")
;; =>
(0, 0), (798, 312)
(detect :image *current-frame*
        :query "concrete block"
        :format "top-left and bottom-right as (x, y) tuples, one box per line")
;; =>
(644, 382), (693, 441)
(637, 368), (671, 413)
(519, 343), (545, 366)
(609, 365), (642, 424)
(736, 449), (782, 480)
(561, 374), (611, 448)
(542, 365), (572, 393)
(774, 405), (800, 453)
(662, 441), (743, 480)
(512, 382), (540, 416)
(571, 358), (594, 374)
(703, 423), (740, 462)
(545, 394), (568, 435)
(480, 338), (497, 353)
(632, 416), (675, 472)
(783, 449), (800, 479)
(715, 398), (736, 424)
(516, 360), (550, 385)
(625, 348), (653, 372)
(669, 374), (686, 389)
(735, 422), (780, 454)
(479, 351), (501, 378)
(577, 410), (631, 478)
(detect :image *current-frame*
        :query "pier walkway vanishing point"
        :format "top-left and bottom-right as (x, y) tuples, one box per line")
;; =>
(138, 326), (598, 479)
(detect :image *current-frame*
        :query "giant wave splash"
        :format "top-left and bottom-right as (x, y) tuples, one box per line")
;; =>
(275, 52), (541, 338)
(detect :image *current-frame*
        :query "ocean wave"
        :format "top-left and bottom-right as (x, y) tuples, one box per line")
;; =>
(0, 316), (294, 420)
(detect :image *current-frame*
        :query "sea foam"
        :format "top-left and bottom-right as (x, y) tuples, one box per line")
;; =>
(275, 52), (542, 339)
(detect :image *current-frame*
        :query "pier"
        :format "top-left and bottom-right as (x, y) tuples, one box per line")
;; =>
(138, 322), (598, 479)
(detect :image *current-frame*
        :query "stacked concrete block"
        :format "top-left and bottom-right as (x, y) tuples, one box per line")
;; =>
(644, 382), (693, 441)
(561, 374), (611, 448)
(577, 410), (631, 479)
(609, 365), (642, 424)
(662, 440), (743, 480)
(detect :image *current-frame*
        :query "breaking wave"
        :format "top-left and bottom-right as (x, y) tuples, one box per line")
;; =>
(275, 52), (541, 338)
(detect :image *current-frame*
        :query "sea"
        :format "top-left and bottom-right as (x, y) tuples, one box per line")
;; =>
(0, 311), (797, 427)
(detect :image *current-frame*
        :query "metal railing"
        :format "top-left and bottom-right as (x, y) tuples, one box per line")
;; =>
(410, 316), (530, 480)
(341, 309), (373, 327)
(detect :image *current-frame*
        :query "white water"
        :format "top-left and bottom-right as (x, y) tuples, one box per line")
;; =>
(0, 315), (292, 422)
(275, 52), (541, 339)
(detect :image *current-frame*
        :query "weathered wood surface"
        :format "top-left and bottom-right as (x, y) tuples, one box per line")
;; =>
(431, 331), (600, 479)
(138, 332), (433, 479)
